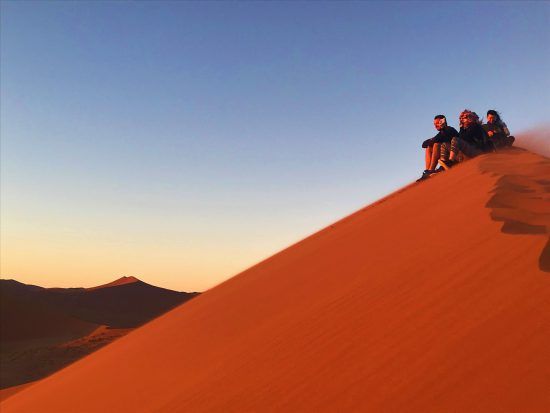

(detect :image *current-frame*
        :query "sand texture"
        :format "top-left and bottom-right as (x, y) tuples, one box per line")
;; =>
(2, 148), (549, 412)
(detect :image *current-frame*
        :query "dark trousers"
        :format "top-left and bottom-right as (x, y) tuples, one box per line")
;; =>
(440, 137), (482, 160)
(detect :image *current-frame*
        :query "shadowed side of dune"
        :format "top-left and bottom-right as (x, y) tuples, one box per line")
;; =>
(0, 281), (98, 346)
(0, 278), (198, 389)
(47, 279), (198, 328)
(480, 149), (550, 272)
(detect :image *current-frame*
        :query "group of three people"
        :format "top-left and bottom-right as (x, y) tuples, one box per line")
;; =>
(418, 109), (514, 181)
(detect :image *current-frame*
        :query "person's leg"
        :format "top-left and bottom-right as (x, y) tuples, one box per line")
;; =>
(438, 138), (463, 170)
(428, 143), (441, 170)
(436, 141), (454, 170)
(418, 145), (437, 181)
(425, 145), (433, 170)
(419, 143), (442, 181)
(449, 137), (459, 161)
(455, 138), (481, 159)
(440, 141), (450, 161)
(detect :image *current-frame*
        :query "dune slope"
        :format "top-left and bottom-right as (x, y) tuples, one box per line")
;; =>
(2, 149), (549, 412)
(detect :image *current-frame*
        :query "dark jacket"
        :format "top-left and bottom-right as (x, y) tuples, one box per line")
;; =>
(483, 122), (510, 139)
(422, 126), (459, 148)
(459, 123), (491, 152)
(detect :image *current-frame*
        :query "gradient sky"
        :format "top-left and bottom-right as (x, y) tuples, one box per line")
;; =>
(1, 1), (549, 292)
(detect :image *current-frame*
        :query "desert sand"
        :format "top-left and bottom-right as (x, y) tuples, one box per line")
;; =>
(2, 148), (549, 412)
(0, 383), (33, 402)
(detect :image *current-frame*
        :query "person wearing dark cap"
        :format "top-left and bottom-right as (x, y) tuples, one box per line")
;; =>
(483, 109), (514, 148)
(417, 115), (459, 181)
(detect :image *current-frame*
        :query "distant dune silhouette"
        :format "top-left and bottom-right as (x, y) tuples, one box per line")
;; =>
(2, 148), (549, 412)
(43, 276), (197, 328)
(0, 277), (198, 392)
(86, 275), (142, 290)
(0, 280), (97, 345)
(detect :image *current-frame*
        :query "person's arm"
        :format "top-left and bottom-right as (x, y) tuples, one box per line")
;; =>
(479, 125), (493, 151)
(431, 129), (451, 144)
(501, 122), (510, 137)
(422, 138), (434, 148)
(483, 124), (494, 137)
(450, 127), (459, 138)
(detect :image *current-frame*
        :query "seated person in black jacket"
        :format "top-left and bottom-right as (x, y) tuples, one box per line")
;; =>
(438, 109), (490, 169)
(418, 115), (459, 180)
(483, 109), (515, 148)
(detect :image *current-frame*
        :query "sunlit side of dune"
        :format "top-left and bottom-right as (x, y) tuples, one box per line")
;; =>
(2, 148), (549, 412)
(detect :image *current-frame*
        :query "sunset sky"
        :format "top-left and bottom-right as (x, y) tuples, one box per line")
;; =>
(1, 1), (549, 292)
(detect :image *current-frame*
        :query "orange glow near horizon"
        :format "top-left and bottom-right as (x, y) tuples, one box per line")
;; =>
(0, 210), (335, 292)
(1, 235), (276, 292)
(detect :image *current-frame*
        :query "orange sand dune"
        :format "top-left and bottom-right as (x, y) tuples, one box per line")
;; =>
(2, 149), (549, 412)
(0, 383), (33, 403)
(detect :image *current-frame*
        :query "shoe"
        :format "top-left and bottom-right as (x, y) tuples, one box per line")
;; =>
(416, 169), (434, 182)
(437, 159), (456, 171)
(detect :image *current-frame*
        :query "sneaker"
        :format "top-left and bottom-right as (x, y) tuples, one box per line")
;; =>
(416, 169), (434, 182)
(437, 159), (456, 171)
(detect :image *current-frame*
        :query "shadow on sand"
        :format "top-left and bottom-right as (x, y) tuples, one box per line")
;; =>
(480, 149), (550, 272)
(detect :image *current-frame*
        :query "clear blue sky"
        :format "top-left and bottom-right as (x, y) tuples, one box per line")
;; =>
(1, 1), (549, 291)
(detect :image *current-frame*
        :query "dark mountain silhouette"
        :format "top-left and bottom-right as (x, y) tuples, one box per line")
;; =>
(86, 275), (141, 290)
(0, 280), (96, 345)
(0, 277), (198, 390)
(44, 276), (196, 328)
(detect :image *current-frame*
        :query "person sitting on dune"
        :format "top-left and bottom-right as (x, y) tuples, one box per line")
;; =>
(438, 109), (491, 170)
(417, 115), (459, 181)
(483, 109), (515, 148)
